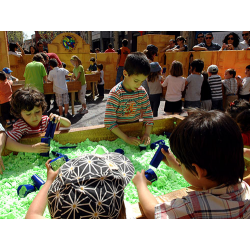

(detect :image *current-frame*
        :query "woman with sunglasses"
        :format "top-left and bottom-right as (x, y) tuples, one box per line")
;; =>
(220, 32), (240, 50)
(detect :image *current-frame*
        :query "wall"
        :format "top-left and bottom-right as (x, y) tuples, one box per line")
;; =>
(0, 31), (10, 70)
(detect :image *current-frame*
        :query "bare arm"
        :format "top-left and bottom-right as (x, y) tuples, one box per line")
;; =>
(43, 75), (47, 83)
(192, 45), (207, 51)
(75, 72), (81, 81)
(0, 132), (6, 174)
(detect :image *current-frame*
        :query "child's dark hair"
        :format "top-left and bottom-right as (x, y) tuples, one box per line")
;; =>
(170, 109), (244, 186)
(49, 58), (58, 68)
(226, 68), (236, 78)
(40, 52), (49, 62)
(122, 39), (128, 47)
(97, 64), (103, 70)
(10, 87), (47, 118)
(170, 61), (183, 77)
(32, 53), (43, 62)
(9, 43), (18, 52)
(176, 36), (186, 43)
(191, 59), (204, 73)
(225, 99), (250, 120)
(246, 65), (250, 70)
(124, 52), (150, 77)
(202, 71), (208, 81)
(62, 62), (66, 68)
(143, 49), (155, 61)
(108, 43), (113, 49)
(0, 71), (7, 81)
(236, 110), (250, 133)
(90, 57), (95, 62)
(148, 71), (161, 82)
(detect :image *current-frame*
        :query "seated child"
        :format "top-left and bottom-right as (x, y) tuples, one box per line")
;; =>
(0, 71), (15, 128)
(200, 71), (212, 111)
(2, 67), (19, 82)
(184, 59), (204, 109)
(207, 65), (223, 111)
(5, 87), (71, 153)
(222, 68), (238, 107)
(47, 59), (70, 117)
(237, 65), (250, 101)
(132, 109), (250, 219)
(96, 64), (105, 98)
(104, 52), (153, 146)
(25, 152), (135, 219)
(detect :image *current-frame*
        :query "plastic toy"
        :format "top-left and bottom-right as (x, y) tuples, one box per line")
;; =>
(31, 174), (45, 190)
(150, 142), (169, 168)
(150, 140), (165, 149)
(145, 169), (158, 183)
(114, 149), (124, 155)
(59, 146), (77, 149)
(164, 131), (171, 138)
(139, 144), (147, 151)
(17, 184), (36, 198)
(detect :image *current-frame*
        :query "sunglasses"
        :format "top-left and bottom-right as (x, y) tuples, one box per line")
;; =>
(242, 33), (249, 36)
(197, 36), (204, 38)
(228, 37), (234, 40)
(205, 37), (212, 39)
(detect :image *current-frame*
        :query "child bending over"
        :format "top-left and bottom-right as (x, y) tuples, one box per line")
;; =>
(133, 109), (250, 219)
(5, 87), (71, 154)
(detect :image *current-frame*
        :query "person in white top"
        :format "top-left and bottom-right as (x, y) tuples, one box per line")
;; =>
(238, 31), (250, 50)
(162, 61), (185, 115)
(96, 64), (105, 98)
(236, 65), (250, 102)
(8, 42), (25, 57)
(47, 59), (70, 117)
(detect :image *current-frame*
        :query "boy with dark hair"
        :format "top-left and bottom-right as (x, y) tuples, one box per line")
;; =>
(237, 65), (250, 101)
(105, 52), (153, 146)
(184, 59), (204, 109)
(132, 109), (250, 219)
(207, 64), (223, 111)
(47, 59), (70, 117)
(115, 39), (130, 85)
(105, 43), (115, 53)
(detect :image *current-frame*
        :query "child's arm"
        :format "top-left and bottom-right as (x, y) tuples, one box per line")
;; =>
(0, 131), (6, 174)
(43, 75), (47, 84)
(140, 125), (153, 145)
(111, 127), (141, 146)
(25, 159), (59, 219)
(49, 113), (71, 128)
(132, 169), (158, 219)
(74, 72), (81, 81)
(161, 147), (182, 174)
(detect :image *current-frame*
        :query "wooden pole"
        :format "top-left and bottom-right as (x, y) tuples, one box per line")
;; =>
(0, 31), (10, 70)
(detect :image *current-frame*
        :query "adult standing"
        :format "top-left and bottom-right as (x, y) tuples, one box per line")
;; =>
(37, 41), (44, 53)
(192, 33), (221, 51)
(238, 31), (250, 50)
(23, 53), (47, 94)
(220, 32), (240, 51)
(105, 43), (115, 53)
(115, 39), (130, 85)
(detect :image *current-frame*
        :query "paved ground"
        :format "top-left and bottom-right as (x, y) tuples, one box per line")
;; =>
(0, 90), (167, 131)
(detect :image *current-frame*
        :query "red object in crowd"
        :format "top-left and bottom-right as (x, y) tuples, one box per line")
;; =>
(139, 31), (143, 36)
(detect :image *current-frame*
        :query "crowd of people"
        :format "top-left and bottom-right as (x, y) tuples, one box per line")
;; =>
(1, 32), (250, 219)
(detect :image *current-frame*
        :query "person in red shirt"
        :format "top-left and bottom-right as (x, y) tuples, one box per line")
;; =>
(236, 109), (250, 146)
(0, 71), (15, 128)
(105, 43), (115, 53)
(115, 39), (130, 85)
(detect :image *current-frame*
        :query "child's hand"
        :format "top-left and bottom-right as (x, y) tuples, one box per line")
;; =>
(45, 159), (59, 182)
(132, 169), (151, 188)
(124, 136), (141, 146)
(161, 147), (181, 171)
(49, 113), (61, 123)
(31, 143), (50, 153)
(140, 133), (151, 146)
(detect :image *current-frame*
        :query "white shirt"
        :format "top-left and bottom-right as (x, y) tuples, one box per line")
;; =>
(238, 40), (249, 50)
(98, 70), (105, 85)
(239, 77), (250, 95)
(48, 67), (69, 94)
(8, 51), (22, 57)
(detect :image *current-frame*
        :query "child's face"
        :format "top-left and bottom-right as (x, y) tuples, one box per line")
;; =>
(90, 61), (94, 65)
(123, 70), (148, 92)
(21, 106), (43, 127)
(245, 68), (250, 77)
(70, 60), (77, 67)
(224, 71), (232, 79)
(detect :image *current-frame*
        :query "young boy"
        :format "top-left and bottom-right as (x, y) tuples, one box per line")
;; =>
(132, 109), (250, 219)
(47, 59), (70, 117)
(96, 64), (105, 98)
(88, 57), (97, 72)
(237, 65), (250, 101)
(222, 68), (238, 107)
(104, 52), (153, 146)
(2, 67), (19, 82)
(5, 87), (71, 154)
(184, 59), (204, 109)
(207, 65), (223, 111)
(115, 39), (130, 85)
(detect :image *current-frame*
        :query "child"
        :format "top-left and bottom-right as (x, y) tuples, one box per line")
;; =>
(147, 62), (163, 117)
(2, 67), (19, 82)
(61, 62), (66, 69)
(70, 55), (88, 115)
(226, 99), (250, 120)
(5, 87), (71, 153)
(47, 59), (70, 117)
(222, 68), (238, 107)
(132, 109), (250, 219)
(184, 59), (204, 109)
(237, 65), (250, 101)
(162, 61), (185, 115)
(25, 153), (135, 219)
(0, 71), (15, 128)
(200, 71), (212, 111)
(104, 52), (153, 146)
(88, 57), (97, 72)
(96, 64), (105, 98)
(207, 65), (223, 111)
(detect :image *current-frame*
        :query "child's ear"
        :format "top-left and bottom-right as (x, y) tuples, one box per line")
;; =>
(192, 163), (207, 180)
(123, 70), (128, 78)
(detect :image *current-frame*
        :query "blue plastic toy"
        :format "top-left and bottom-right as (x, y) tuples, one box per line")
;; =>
(31, 174), (45, 190)
(150, 140), (165, 149)
(40, 117), (57, 157)
(51, 151), (69, 161)
(164, 131), (171, 138)
(145, 169), (158, 183)
(150, 142), (169, 168)
(139, 144), (147, 151)
(17, 184), (36, 198)
(114, 149), (124, 155)
(59, 146), (77, 149)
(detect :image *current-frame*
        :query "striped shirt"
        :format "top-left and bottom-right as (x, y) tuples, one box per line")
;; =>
(6, 115), (60, 142)
(104, 82), (154, 131)
(222, 78), (238, 95)
(155, 181), (250, 219)
(208, 75), (223, 100)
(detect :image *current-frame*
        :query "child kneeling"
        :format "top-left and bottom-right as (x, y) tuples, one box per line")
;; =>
(133, 109), (250, 219)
